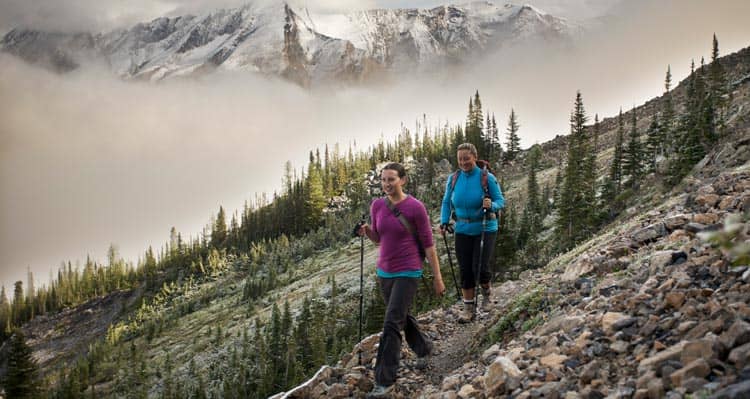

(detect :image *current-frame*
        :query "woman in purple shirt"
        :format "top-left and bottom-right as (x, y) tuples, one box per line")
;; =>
(358, 162), (445, 398)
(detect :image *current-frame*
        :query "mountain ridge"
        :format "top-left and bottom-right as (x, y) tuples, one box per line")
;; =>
(0, 1), (576, 86)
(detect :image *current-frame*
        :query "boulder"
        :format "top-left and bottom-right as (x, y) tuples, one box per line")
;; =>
(540, 353), (568, 369)
(632, 223), (667, 244)
(484, 356), (522, 395)
(719, 320), (750, 350)
(637, 341), (689, 374)
(669, 358), (710, 387)
(664, 214), (691, 231)
(707, 380), (750, 399)
(602, 312), (630, 333)
(680, 339), (716, 365)
(728, 342), (750, 369)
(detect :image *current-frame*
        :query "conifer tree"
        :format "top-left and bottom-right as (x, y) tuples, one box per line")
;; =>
(266, 303), (284, 393)
(494, 203), (518, 277)
(4, 329), (39, 398)
(662, 66), (676, 154)
(0, 285), (10, 341)
(464, 91), (484, 152)
(12, 281), (24, 326)
(556, 92), (591, 250)
(488, 114), (502, 163)
(669, 60), (707, 184)
(504, 109), (521, 162)
(295, 296), (315, 375)
(622, 108), (643, 188)
(583, 115), (599, 228)
(518, 144), (543, 265)
(710, 34), (728, 131)
(644, 114), (662, 173)
(211, 206), (227, 248)
(608, 109), (625, 194)
(304, 164), (326, 231)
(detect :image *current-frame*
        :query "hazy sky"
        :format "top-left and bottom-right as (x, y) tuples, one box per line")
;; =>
(1, 0), (749, 290)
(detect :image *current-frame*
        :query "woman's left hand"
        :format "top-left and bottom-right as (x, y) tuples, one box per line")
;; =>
(433, 277), (445, 297)
(482, 197), (492, 209)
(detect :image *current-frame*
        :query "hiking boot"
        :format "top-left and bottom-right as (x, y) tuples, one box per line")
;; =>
(367, 384), (393, 399)
(458, 301), (475, 323)
(481, 286), (492, 311)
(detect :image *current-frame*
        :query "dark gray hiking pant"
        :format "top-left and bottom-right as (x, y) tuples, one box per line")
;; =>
(374, 277), (432, 386)
(455, 232), (497, 289)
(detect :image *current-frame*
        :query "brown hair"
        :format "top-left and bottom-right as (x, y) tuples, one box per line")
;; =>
(457, 142), (478, 158)
(382, 162), (407, 178)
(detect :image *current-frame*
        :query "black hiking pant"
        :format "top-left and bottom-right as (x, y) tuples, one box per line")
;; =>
(374, 277), (432, 387)
(455, 232), (497, 289)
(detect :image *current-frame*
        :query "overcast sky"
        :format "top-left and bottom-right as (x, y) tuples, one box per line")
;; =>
(1, 0), (749, 290)
(0, 0), (621, 33)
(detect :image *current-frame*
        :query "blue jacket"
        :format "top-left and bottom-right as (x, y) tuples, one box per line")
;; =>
(440, 165), (505, 236)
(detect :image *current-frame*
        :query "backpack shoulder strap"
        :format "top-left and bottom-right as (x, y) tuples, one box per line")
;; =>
(384, 197), (415, 235)
(384, 197), (425, 257)
(450, 171), (460, 192)
(480, 167), (489, 196)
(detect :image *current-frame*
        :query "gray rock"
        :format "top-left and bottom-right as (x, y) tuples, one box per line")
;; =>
(719, 320), (750, 350)
(612, 316), (639, 330)
(664, 214), (691, 231)
(681, 377), (709, 393)
(484, 356), (522, 395)
(650, 251), (675, 274)
(709, 380), (750, 399)
(638, 341), (689, 374)
(728, 341), (750, 369)
(632, 223), (668, 244)
(580, 360), (599, 384)
(669, 358), (710, 387)
(680, 339), (716, 365)
(685, 222), (709, 233)
(647, 378), (664, 399)
(531, 382), (561, 399)
(326, 383), (350, 399)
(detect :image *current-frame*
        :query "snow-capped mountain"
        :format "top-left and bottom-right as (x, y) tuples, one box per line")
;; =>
(1, 1), (577, 86)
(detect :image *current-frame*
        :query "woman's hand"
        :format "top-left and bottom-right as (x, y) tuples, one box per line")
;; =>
(433, 276), (445, 297)
(482, 197), (492, 210)
(357, 223), (370, 236)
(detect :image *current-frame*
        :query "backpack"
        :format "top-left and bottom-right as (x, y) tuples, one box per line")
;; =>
(447, 160), (501, 221)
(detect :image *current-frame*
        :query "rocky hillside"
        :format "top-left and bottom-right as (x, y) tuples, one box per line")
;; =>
(275, 137), (750, 399)
(0, 1), (575, 86)
(271, 57), (750, 397)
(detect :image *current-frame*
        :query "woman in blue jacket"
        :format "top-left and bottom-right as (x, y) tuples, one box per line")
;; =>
(440, 143), (505, 323)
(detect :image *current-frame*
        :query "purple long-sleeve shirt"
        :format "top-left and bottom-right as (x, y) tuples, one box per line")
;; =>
(370, 195), (434, 276)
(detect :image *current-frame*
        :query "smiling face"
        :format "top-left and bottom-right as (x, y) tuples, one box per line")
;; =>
(380, 168), (406, 197)
(457, 149), (477, 172)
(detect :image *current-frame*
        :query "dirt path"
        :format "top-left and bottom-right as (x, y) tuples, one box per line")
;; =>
(391, 279), (531, 397)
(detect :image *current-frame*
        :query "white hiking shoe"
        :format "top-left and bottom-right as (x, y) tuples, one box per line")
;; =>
(481, 287), (492, 311)
(458, 301), (475, 323)
(367, 384), (393, 399)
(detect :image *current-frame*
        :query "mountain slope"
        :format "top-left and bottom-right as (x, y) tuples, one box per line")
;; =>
(274, 48), (750, 398)
(0, 1), (576, 85)
(3, 37), (749, 399)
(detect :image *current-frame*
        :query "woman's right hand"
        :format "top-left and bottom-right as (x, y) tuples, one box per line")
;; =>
(358, 223), (369, 237)
(438, 223), (453, 235)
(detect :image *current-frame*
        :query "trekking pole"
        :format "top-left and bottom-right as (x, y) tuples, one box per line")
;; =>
(441, 225), (461, 301)
(359, 227), (364, 365)
(475, 208), (486, 321)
